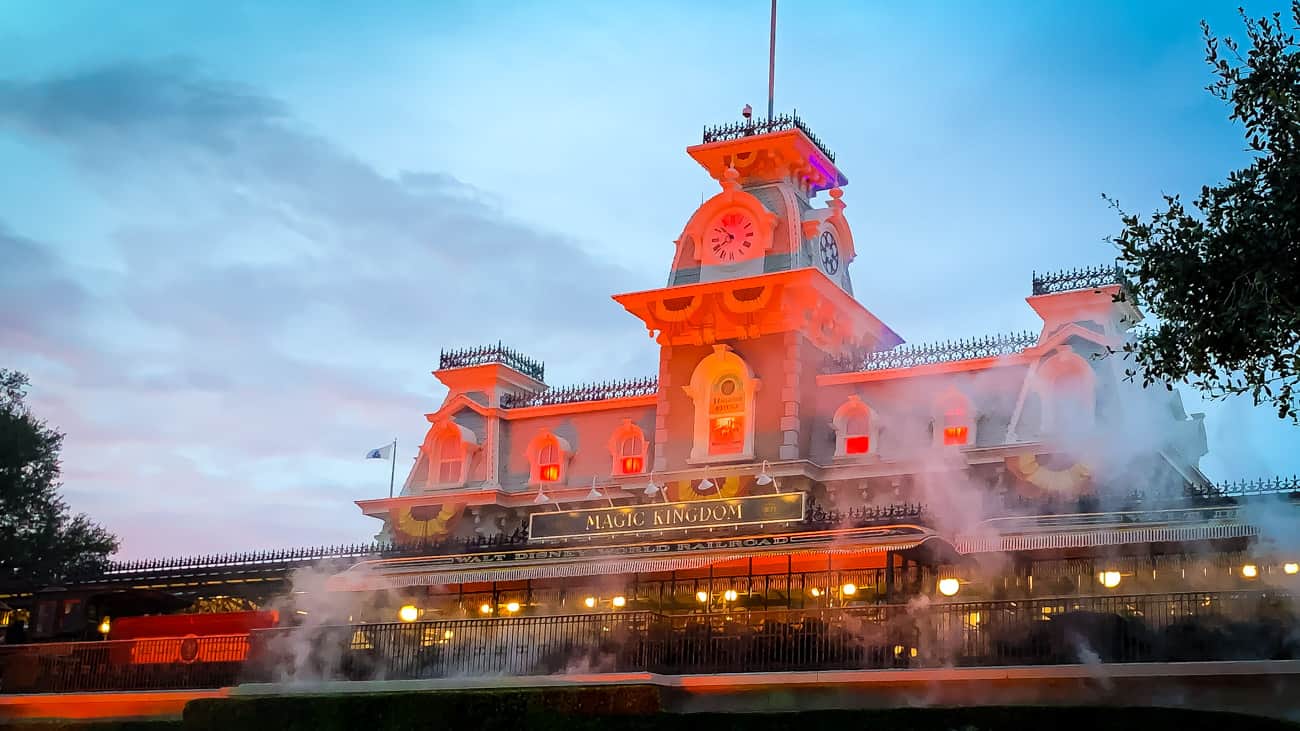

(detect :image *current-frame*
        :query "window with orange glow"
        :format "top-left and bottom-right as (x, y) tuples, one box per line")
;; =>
(617, 434), (645, 474)
(843, 410), (870, 455)
(708, 375), (745, 455)
(538, 442), (559, 482)
(941, 408), (969, 446)
(942, 426), (968, 445)
(845, 435), (870, 454)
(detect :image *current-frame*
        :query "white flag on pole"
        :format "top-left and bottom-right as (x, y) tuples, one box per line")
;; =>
(365, 443), (394, 460)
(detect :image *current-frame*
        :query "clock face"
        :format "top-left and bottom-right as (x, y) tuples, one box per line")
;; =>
(707, 211), (757, 263)
(818, 230), (840, 275)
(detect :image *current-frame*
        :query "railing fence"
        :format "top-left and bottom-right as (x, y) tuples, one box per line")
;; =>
(3, 591), (1295, 693)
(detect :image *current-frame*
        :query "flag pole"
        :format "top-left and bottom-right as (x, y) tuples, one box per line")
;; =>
(388, 438), (397, 498)
(767, 0), (777, 122)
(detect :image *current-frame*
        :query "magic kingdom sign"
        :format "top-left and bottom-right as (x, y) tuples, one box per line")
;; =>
(528, 493), (807, 541)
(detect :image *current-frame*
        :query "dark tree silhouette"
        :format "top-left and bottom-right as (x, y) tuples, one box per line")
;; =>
(0, 369), (117, 588)
(1108, 3), (1300, 419)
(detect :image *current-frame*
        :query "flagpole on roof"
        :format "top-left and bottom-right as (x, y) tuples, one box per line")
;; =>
(389, 438), (397, 499)
(767, 0), (777, 122)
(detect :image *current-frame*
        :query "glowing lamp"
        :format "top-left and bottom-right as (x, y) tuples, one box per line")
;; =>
(1242, 564), (1259, 579)
(1285, 563), (1298, 575)
(723, 589), (738, 602)
(1100, 571), (1121, 589)
(696, 591), (709, 603)
(845, 436), (870, 455)
(621, 456), (644, 474)
(479, 603), (493, 615)
(442, 630), (454, 640)
(97, 617), (111, 636)
(698, 478), (716, 492)
(505, 601), (521, 613)
(612, 595), (626, 608)
(539, 464), (560, 482)
(584, 596), (597, 609)
(942, 426), (969, 446)
(398, 604), (419, 623)
(937, 578), (960, 597)
(809, 588), (821, 598)
(841, 583), (858, 597)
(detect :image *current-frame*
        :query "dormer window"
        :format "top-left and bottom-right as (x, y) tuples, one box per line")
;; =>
(1034, 348), (1096, 433)
(421, 419), (479, 490)
(683, 345), (760, 463)
(935, 388), (975, 447)
(538, 443), (560, 482)
(941, 417), (969, 446)
(844, 411), (871, 454)
(609, 419), (648, 476)
(435, 434), (462, 483)
(527, 431), (573, 485)
(833, 395), (875, 458)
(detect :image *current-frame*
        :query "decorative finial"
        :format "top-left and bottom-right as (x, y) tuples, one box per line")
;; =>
(721, 166), (741, 192)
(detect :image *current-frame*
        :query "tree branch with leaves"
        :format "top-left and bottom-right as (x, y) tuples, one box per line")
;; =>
(1107, 2), (1300, 419)
(0, 369), (118, 588)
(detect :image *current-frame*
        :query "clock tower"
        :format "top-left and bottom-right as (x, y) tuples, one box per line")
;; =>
(613, 113), (901, 471)
(615, 113), (896, 354)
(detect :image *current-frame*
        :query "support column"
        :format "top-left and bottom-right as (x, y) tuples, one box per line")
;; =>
(779, 331), (802, 460)
(654, 344), (672, 473)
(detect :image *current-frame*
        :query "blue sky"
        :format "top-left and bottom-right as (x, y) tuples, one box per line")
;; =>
(1, 0), (1295, 558)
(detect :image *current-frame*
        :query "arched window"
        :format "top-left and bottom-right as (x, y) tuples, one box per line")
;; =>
(708, 374), (746, 456)
(832, 395), (875, 458)
(844, 411), (870, 454)
(1035, 349), (1096, 433)
(609, 419), (649, 475)
(435, 434), (462, 483)
(683, 345), (760, 463)
(935, 388), (975, 447)
(421, 419), (478, 490)
(526, 431), (573, 485)
(538, 441), (560, 482)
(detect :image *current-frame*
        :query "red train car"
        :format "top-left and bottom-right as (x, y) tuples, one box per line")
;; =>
(106, 611), (280, 665)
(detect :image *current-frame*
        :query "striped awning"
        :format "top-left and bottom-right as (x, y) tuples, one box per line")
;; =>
(327, 538), (929, 592)
(955, 523), (1258, 554)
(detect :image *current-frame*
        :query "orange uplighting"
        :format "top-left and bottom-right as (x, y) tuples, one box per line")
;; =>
(942, 425), (968, 446)
(845, 436), (870, 454)
(539, 464), (560, 482)
(621, 456), (644, 474)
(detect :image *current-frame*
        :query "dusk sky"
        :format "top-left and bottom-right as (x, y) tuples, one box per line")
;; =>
(2, 0), (1296, 559)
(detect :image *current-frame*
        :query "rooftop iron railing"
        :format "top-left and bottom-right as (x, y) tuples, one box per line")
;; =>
(99, 543), (383, 577)
(702, 112), (836, 163)
(1196, 475), (1300, 498)
(438, 342), (545, 382)
(1031, 264), (1125, 296)
(500, 376), (658, 409)
(825, 331), (1039, 374)
(74, 480), (1300, 583)
(4, 591), (1293, 692)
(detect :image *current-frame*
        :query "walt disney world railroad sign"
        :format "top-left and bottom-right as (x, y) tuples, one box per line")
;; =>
(529, 493), (807, 540)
